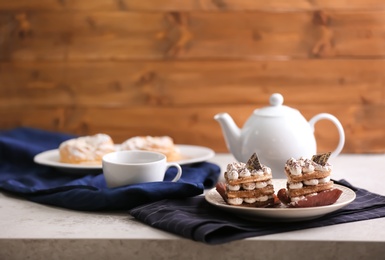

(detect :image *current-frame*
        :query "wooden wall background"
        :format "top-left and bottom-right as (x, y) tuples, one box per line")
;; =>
(0, 0), (384, 153)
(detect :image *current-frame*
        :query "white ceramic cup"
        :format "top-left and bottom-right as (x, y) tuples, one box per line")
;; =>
(102, 150), (182, 188)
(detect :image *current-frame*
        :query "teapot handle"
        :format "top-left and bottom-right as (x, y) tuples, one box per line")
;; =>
(308, 113), (345, 158)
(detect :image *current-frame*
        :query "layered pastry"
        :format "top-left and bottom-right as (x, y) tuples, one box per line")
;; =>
(278, 152), (342, 207)
(223, 153), (275, 207)
(120, 136), (181, 161)
(59, 133), (116, 165)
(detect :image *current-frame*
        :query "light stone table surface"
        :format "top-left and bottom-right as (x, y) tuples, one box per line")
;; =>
(1, 154), (385, 260)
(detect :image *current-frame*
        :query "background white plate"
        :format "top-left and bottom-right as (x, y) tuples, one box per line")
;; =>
(33, 144), (215, 172)
(205, 179), (356, 222)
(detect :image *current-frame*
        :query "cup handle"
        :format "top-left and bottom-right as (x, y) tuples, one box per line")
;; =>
(309, 113), (345, 158)
(166, 163), (182, 182)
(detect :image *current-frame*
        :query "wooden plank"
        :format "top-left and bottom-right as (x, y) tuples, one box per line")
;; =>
(1, 60), (383, 107)
(0, 104), (383, 153)
(3, 11), (385, 61)
(0, 0), (117, 12)
(120, 0), (385, 11)
(1, 0), (385, 11)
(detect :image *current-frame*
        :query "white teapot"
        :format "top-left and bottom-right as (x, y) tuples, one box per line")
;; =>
(214, 93), (345, 178)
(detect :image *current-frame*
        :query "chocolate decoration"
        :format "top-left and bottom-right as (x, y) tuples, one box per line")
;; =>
(311, 152), (331, 166)
(246, 153), (263, 171)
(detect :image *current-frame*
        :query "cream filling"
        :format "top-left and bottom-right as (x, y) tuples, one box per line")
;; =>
(255, 195), (269, 202)
(255, 181), (268, 189)
(303, 179), (319, 185)
(315, 164), (332, 172)
(289, 166), (302, 176)
(226, 170), (239, 180)
(318, 176), (331, 183)
(290, 177), (330, 189)
(244, 198), (257, 203)
(289, 182), (303, 189)
(239, 168), (251, 178)
(227, 184), (240, 191)
(251, 169), (264, 177)
(243, 195), (271, 203)
(302, 163), (315, 173)
(262, 166), (272, 175)
(226, 162), (246, 173)
(242, 182), (256, 190)
(227, 197), (243, 205)
(229, 180), (272, 191)
(246, 196), (265, 203)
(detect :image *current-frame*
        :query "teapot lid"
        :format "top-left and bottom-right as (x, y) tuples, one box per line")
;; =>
(254, 93), (299, 117)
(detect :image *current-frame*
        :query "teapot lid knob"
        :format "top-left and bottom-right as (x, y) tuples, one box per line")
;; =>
(270, 93), (284, 106)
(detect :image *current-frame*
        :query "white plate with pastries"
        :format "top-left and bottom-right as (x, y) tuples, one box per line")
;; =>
(205, 179), (356, 222)
(34, 144), (215, 173)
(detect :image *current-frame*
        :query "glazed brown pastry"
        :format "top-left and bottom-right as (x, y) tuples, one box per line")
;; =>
(277, 188), (342, 208)
(59, 134), (116, 165)
(278, 153), (342, 208)
(120, 136), (181, 161)
(222, 153), (275, 207)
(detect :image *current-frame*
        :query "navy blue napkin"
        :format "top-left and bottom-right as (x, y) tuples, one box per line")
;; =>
(129, 180), (385, 245)
(0, 127), (220, 211)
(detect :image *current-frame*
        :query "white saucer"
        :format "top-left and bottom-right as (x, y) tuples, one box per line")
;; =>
(34, 144), (215, 173)
(205, 179), (356, 222)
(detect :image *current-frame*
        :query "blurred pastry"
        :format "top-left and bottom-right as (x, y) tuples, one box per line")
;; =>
(59, 133), (116, 165)
(120, 136), (181, 161)
(223, 153), (275, 207)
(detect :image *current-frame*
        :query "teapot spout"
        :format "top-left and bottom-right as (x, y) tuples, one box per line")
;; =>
(214, 112), (242, 161)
